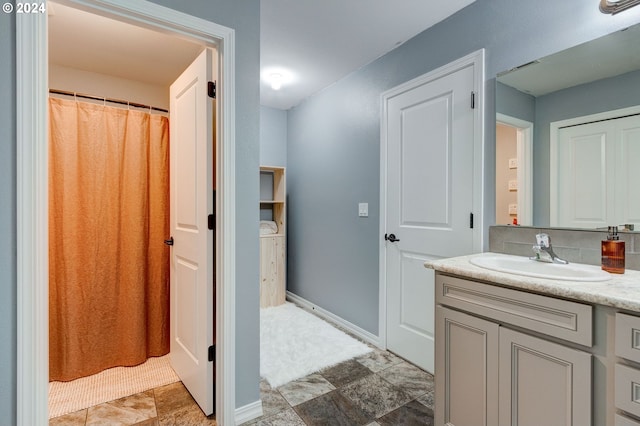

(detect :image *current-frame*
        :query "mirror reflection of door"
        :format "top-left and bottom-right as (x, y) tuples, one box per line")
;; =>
(496, 114), (533, 226)
(550, 108), (640, 229)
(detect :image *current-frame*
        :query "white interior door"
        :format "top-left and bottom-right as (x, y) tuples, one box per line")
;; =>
(555, 121), (614, 229)
(383, 62), (477, 373)
(616, 115), (640, 227)
(169, 48), (215, 415)
(553, 114), (640, 228)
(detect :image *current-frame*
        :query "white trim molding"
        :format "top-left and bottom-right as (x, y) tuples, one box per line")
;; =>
(234, 400), (263, 425)
(286, 292), (382, 348)
(16, 11), (49, 426)
(378, 49), (485, 352)
(16, 1), (236, 424)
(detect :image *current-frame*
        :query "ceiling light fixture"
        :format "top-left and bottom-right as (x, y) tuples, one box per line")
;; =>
(261, 68), (295, 92)
(600, 0), (640, 14)
(270, 73), (283, 90)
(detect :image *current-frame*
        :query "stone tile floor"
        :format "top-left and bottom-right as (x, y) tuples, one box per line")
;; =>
(49, 381), (216, 426)
(243, 349), (434, 426)
(49, 348), (434, 425)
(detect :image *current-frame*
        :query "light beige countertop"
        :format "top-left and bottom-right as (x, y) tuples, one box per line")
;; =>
(425, 252), (640, 312)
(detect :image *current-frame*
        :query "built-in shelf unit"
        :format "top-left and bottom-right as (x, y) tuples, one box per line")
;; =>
(259, 166), (286, 308)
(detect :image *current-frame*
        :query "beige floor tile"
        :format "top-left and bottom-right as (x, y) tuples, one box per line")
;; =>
(50, 409), (87, 425)
(86, 390), (156, 425)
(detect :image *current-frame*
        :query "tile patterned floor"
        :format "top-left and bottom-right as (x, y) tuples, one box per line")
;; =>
(243, 348), (435, 426)
(49, 348), (434, 425)
(49, 381), (216, 426)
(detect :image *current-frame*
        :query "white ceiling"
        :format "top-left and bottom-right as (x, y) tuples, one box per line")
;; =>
(48, 0), (476, 110)
(260, 0), (475, 110)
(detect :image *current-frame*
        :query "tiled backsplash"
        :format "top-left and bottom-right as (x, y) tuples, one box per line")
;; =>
(489, 225), (640, 271)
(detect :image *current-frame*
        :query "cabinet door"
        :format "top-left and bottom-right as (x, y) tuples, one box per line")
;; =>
(259, 236), (286, 307)
(499, 327), (592, 426)
(436, 306), (499, 426)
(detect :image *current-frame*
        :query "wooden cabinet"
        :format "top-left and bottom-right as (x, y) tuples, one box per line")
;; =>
(435, 273), (593, 426)
(259, 166), (286, 308)
(260, 235), (285, 307)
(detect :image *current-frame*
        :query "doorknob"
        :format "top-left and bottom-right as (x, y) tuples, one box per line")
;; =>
(384, 233), (400, 242)
(164, 237), (174, 246)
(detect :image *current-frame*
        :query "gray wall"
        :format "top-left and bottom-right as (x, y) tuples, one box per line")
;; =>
(496, 81), (535, 123)
(286, 0), (638, 336)
(0, 0), (261, 419)
(0, 9), (16, 421)
(260, 105), (287, 167)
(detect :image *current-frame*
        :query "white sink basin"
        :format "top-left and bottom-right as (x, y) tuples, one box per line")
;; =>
(469, 255), (611, 282)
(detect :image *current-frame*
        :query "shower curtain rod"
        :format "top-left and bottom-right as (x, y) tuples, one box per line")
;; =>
(49, 89), (169, 113)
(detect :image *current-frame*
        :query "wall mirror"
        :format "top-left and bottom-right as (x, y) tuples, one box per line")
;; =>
(496, 23), (640, 231)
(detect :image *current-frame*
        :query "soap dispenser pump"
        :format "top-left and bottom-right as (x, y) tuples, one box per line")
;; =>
(602, 226), (625, 274)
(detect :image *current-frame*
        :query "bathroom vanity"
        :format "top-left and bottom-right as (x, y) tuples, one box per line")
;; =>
(426, 253), (640, 426)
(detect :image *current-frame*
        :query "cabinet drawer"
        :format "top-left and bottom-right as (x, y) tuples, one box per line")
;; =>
(436, 273), (593, 346)
(616, 313), (640, 363)
(616, 364), (640, 418)
(616, 414), (640, 426)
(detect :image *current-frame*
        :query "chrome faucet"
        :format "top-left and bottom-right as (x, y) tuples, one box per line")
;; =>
(530, 233), (568, 264)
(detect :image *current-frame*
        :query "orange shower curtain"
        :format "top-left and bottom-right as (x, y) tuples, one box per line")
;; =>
(48, 97), (170, 382)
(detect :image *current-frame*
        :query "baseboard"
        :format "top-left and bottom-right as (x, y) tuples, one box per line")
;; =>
(234, 399), (263, 425)
(286, 291), (383, 348)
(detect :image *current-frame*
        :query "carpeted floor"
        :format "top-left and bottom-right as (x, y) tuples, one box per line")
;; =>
(48, 355), (179, 419)
(260, 302), (373, 388)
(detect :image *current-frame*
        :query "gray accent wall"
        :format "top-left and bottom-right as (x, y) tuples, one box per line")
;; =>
(260, 105), (287, 167)
(1, 9), (16, 421)
(286, 0), (638, 336)
(0, 0), (261, 419)
(496, 81), (535, 123)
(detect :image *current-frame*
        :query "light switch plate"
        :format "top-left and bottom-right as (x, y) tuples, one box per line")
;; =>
(509, 158), (518, 169)
(508, 203), (518, 215)
(359, 203), (368, 217)
(508, 180), (518, 191)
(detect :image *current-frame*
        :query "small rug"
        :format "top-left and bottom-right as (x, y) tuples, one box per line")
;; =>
(260, 302), (372, 388)
(48, 355), (179, 418)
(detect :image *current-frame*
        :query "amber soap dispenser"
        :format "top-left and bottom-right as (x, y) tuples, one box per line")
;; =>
(602, 226), (625, 273)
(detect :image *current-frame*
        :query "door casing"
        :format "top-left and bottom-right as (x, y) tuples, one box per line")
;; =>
(15, 1), (237, 424)
(378, 49), (485, 351)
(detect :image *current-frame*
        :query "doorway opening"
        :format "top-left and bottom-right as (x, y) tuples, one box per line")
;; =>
(496, 113), (533, 226)
(16, 1), (236, 424)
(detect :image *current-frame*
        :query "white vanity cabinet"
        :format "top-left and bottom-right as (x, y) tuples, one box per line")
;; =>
(435, 273), (593, 426)
(498, 327), (592, 426)
(436, 305), (499, 426)
(615, 312), (640, 424)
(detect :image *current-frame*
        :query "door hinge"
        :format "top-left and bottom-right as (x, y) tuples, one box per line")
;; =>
(470, 212), (474, 229)
(208, 214), (215, 230)
(208, 81), (216, 99)
(208, 345), (215, 362)
(471, 91), (476, 109)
